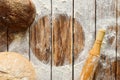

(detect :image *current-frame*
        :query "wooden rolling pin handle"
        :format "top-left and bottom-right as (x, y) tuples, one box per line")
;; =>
(90, 29), (105, 56)
(96, 29), (105, 42)
(80, 29), (105, 80)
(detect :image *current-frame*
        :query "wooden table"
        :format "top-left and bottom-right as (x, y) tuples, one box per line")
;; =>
(0, 0), (120, 80)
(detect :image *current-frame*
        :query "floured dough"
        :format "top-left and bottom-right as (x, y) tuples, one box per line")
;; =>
(0, 52), (36, 80)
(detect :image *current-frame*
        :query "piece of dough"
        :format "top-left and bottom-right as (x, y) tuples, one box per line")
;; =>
(0, 52), (36, 80)
(0, 0), (36, 32)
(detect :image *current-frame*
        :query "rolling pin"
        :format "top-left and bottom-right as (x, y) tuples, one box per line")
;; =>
(80, 29), (105, 80)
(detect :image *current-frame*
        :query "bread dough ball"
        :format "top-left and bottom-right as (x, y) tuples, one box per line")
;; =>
(0, 52), (36, 80)
(0, 0), (36, 32)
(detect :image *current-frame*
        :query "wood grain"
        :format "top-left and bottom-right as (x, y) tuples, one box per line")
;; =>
(117, 59), (120, 80)
(30, 15), (51, 63)
(30, 13), (85, 80)
(52, 14), (72, 66)
(52, 14), (84, 66)
(0, 0), (119, 80)
(74, 0), (95, 80)
(52, 0), (73, 80)
(117, 0), (120, 79)
(30, 15), (51, 80)
(117, 0), (120, 17)
(74, 19), (85, 61)
(29, 0), (53, 79)
(94, 0), (117, 80)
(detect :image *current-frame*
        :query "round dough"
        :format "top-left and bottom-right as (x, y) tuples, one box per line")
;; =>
(0, 0), (36, 32)
(0, 52), (36, 80)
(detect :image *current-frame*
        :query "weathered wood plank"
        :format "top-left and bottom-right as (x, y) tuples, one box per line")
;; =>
(117, 0), (120, 79)
(30, 0), (51, 80)
(31, 16), (51, 63)
(52, 14), (72, 66)
(74, 0), (95, 80)
(52, 0), (73, 80)
(94, 0), (116, 80)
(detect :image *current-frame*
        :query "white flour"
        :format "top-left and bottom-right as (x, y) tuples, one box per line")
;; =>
(8, 0), (119, 80)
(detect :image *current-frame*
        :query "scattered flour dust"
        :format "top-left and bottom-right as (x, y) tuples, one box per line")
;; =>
(8, 0), (120, 80)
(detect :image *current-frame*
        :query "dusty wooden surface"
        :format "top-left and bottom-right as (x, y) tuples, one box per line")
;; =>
(30, 0), (51, 80)
(93, 0), (117, 80)
(30, 15), (51, 80)
(31, 15), (51, 63)
(117, 0), (120, 79)
(52, 14), (72, 66)
(74, 0), (95, 80)
(0, 0), (120, 80)
(52, 0), (73, 80)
